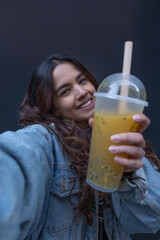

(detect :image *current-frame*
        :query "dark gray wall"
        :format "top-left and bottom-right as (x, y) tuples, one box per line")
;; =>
(0, 1), (160, 238)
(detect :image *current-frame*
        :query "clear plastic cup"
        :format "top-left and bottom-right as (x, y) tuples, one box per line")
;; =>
(86, 73), (148, 192)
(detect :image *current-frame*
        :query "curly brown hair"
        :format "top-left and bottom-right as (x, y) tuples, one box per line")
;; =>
(19, 53), (160, 225)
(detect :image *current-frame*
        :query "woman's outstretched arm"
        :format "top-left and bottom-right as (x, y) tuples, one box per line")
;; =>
(0, 124), (54, 240)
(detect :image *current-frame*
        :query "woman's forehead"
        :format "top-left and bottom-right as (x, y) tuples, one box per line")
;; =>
(52, 63), (81, 84)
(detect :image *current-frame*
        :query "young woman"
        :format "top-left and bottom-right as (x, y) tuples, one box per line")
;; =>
(0, 53), (160, 240)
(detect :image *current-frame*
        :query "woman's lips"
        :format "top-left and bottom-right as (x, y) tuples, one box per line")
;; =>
(77, 98), (95, 111)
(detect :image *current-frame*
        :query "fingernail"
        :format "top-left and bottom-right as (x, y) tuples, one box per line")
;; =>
(114, 156), (122, 163)
(109, 146), (118, 153)
(110, 134), (120, 143)
(133, 114), (142, 121)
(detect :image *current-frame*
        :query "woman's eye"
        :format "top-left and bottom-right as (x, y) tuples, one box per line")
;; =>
(79, 78), (87, 84)
(60, 89), (70, 96)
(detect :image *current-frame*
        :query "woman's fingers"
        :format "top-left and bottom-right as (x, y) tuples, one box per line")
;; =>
(88, 117), (94, 128)
(133, 113), (150, 133)
(114, 156), (144, 172)
(109, 144), (145, 159)
(111, 132), (145, 148)
(110, 131), (145, 172)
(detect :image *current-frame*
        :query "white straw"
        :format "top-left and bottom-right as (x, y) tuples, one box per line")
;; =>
(122, 41), (133, 75)
(119, 41), (133, 112)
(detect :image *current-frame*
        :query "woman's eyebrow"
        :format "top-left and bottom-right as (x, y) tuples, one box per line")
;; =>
(55, 72), (83, 94)
(55, 83), (70, 95)
(76, 72), (83, 80)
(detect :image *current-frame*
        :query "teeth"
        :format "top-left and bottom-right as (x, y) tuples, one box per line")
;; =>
(79, 99), (91, 109)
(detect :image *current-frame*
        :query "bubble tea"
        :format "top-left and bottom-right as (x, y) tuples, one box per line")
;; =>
(86, 73), (148, 192)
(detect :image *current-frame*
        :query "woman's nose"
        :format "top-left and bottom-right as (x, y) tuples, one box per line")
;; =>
(75, 86), (88, 99)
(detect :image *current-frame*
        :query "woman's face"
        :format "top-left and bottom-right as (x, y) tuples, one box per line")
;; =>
(53, 63), (96, 121)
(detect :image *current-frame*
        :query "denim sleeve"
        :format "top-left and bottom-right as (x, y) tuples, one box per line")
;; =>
(0, 124), (54, 240)
(112, 157), (160, 234)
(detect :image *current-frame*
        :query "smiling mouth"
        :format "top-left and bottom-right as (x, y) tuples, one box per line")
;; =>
(77, 99), (92, 109)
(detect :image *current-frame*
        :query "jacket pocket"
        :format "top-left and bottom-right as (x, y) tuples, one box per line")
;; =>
(43, 164), (81, 236)
(51, 164), (80, 197)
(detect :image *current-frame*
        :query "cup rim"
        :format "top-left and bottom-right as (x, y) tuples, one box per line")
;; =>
(94, 92), (148, 107)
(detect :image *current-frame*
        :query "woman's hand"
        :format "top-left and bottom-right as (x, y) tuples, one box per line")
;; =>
(88, 114), (150, 172)
(88, 117), (94, 128)
(109, 114), (150, 172)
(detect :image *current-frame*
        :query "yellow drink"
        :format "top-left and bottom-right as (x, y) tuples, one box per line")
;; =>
(87, 112), (139, 192)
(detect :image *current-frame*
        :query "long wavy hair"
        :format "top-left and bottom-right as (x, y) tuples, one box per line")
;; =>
(19, 53), (160, 225)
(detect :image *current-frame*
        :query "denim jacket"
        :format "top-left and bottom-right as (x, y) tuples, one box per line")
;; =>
(0, 124), (160, 240)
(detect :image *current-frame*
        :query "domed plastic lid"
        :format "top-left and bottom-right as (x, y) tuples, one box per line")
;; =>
(97, 73), (147, 103)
